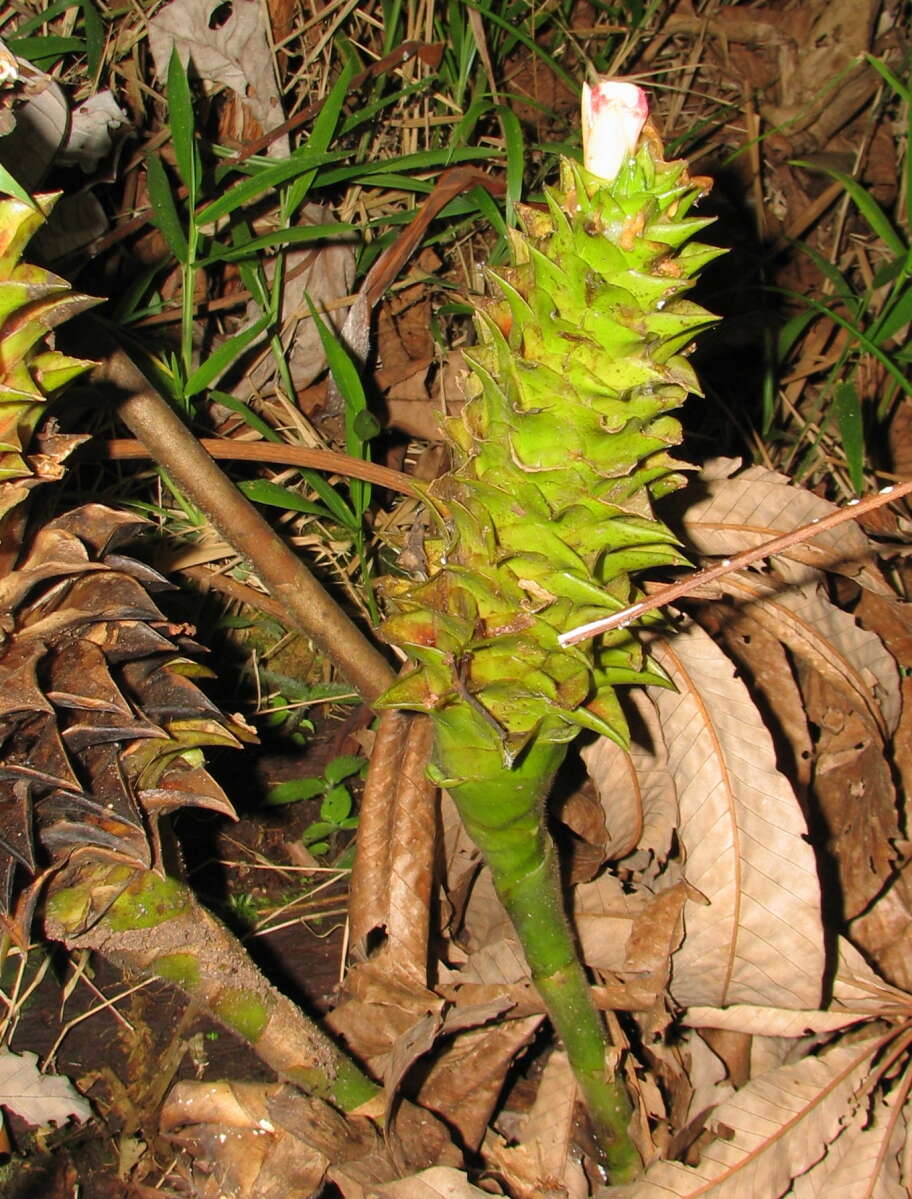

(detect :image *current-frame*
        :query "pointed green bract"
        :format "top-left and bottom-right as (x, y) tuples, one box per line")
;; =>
(380, 131), (719, 757)
(377, 109), (720, 1179)
(0, 194), (99, 521)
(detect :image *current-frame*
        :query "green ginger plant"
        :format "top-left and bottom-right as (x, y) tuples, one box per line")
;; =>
(377, 80), (722, 1180)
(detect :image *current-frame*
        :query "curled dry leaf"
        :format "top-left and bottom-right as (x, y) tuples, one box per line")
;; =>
(650, 620), (825, 1009)
(160, 1079), (392, 1199)
(0, 1047), (91, 1127)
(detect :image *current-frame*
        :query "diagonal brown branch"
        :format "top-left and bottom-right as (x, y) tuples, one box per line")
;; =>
(94, 344), (397, 705)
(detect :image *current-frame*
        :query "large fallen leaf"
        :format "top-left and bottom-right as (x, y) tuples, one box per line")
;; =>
(0, 1047), (91, 1126)
(651, 621), (825, 1009)
(722, 573), (900, 735)
(675, 460), (889, 592)
(598, 1036), (883, 1198)
(148, 0), (287, 152)
(484, 1051), (588, 1199)
(364, 1167), (492, 1198)
(789, 1086), (909, 1198)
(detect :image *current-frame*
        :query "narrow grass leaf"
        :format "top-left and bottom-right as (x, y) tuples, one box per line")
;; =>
(497, 104), (523, 226)
(782, 289), (912, 400)
(865, 53), (911, 103)
(79, 0), (104, 76)
(316, 144), (500, 189)
(8, 0), (77, 36)
(208, 390), (280, 442)
(868, 271), (912, 345)
(285, 57), (356, 215)
(306, 297), (371, 517)
(7, 35), (82, 66)
(793, 159), (905, 257)
(465, 1), (579, 96)
(834, 381), (865, 493)
(167, 47), (199, 205)
(448, 100), (495, 157)
(199, 222), (355, 265)
(303, 298), (367, 438)
(200, 150), (345, 225)
(236, 478), (335, 519)
(793, 238), (857, 306)
(184, 313), (271, 397)
(777, 308), (824, 360)
(339, 79), (433, 138)
(469, 184), (508, 238)
(145, 153), (188, 263)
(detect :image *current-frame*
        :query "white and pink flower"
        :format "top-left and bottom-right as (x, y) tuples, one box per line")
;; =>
(581, 79), (649, 181)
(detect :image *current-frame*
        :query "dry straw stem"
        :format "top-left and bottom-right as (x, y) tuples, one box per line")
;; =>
(559, 478), (912, 646)
(101, 437), (416, 495)
(94, 344), (397, 704)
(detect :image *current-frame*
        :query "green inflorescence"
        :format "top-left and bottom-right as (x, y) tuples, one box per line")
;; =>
(379, 136), (722, 766)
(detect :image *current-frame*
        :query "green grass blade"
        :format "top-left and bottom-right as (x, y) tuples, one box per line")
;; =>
(167, 47), (199, 206)
(464, 1), (579, 96)
(184, 313), (271, 397)
(305, 296), (373, 517)
(7, 35), (82, 66)
(145, 153), (188, 263)
(284, 57), (356, 215)
(200, 150), (346, 225)
(208, 390), (281, 442)
(865, 53), (911, 103)
(199, 222), (355, 266)
(8, 0), (77, 35)
(79, 0), (104, 76)
(834, 381), (865, 493)
(782, 287), (912, 400)
(236, 478), (336, 519)
(792, 159), (904, 257)
(497, 104), (524, 227)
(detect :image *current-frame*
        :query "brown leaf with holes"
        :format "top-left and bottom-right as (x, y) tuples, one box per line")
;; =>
(797, 661), (899, 924)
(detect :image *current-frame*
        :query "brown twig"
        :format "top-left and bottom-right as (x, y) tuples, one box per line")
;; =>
(99, 438), (417, 496)
(558, 479), (912, 647)
(94, 344), (397, 705)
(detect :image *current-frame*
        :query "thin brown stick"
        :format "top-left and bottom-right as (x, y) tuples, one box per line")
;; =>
(95, 345), (397, 705)
(100, 438), (417, 496)
(558, 479), (912, 647)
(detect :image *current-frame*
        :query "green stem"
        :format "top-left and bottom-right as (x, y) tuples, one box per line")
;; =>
(434, 709), (641, 1182)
